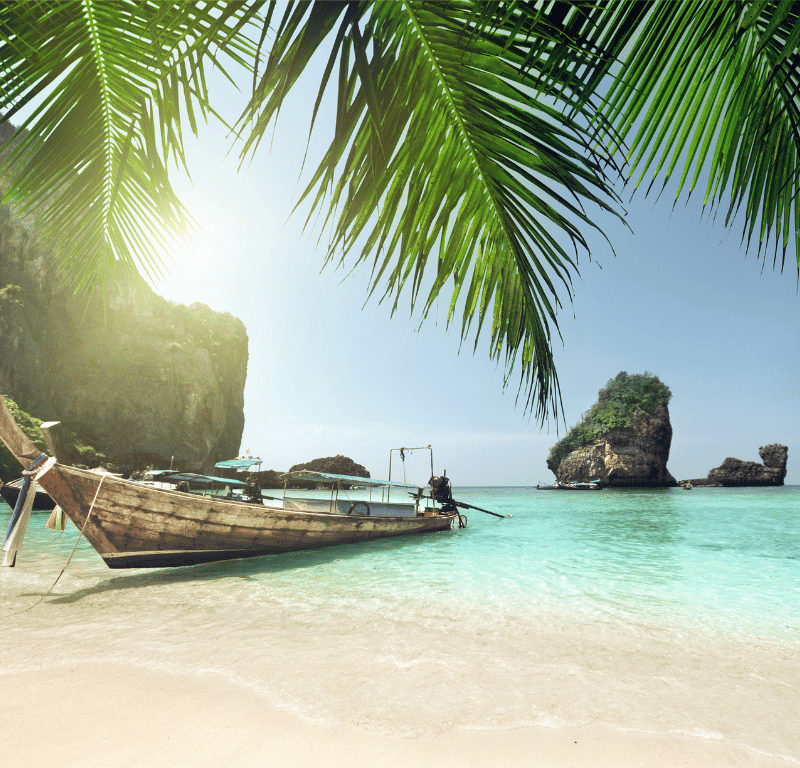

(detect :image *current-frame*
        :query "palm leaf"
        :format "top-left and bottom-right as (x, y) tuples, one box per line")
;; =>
(0, 0), (255, 292)
(596, 0), (800, 271)
(239, 0), (641, 421)
(4, 0), (796, 423)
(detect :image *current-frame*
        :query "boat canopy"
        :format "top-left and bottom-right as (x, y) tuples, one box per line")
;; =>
(214, 459), (262, 471)
(284, 470), (423, 490)
(145, 470), (247, 488)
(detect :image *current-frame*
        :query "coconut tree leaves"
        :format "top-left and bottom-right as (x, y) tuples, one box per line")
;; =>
(596, 0), (800, 270)
(239, 1), (645, 420)
(0, 0), (253, 290)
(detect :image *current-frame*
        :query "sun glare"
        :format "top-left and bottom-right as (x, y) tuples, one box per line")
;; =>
(147, 195), (240, 308)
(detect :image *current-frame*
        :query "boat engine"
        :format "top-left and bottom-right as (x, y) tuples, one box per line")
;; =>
(429, 475), (452, 502)
(429, 474), (459, 512)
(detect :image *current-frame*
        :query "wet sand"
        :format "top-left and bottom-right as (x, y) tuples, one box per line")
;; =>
(0, 663), (787, 768)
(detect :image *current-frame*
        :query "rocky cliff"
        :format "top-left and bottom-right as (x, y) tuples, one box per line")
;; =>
(1, 123), (248, 475)
(704, 444), (788, 487)
(547, 372), (677, 488)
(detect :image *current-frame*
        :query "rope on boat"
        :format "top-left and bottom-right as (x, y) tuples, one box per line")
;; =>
(6, 473), (107, 616)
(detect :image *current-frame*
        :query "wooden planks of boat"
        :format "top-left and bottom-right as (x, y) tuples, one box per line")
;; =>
(0, 399), (456, 568)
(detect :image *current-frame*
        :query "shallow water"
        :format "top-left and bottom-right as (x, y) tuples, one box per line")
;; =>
(2, 486), (799, 762)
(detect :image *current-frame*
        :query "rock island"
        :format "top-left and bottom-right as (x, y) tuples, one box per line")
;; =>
(547, 372), (677, 488)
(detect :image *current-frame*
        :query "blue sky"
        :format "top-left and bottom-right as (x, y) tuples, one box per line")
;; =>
(146, 59), (799, 486)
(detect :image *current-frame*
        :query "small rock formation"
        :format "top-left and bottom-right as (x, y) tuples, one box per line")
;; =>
(704, 444), (788, 487)
(1, 119), (248, 474)
(289, 455), (370, 478)
(289, 455), (371, 488)
(547, 372), (677, 488)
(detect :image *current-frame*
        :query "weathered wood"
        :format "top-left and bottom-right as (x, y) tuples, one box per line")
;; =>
(39, 420), (66, 461)
(0, 397), (44, 467)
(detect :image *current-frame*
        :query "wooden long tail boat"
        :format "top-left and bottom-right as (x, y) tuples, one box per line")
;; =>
(0, 398), (456, 568)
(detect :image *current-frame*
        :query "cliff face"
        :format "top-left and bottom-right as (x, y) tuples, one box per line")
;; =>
(550, 405), (677, 488)
(705, 444), (788, 487)
(547, 372), (677, 488)
(1, 127), (248, 473)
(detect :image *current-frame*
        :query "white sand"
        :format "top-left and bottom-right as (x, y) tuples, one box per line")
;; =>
(0, 663), (787, 768)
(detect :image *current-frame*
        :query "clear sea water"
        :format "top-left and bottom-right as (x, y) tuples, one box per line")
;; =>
(1, 486), (798, 762)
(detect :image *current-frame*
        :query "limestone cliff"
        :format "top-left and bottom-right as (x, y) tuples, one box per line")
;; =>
(547, 372), (677, 488)
(1, 123), (248, 474)
(704, 444), (788, 487)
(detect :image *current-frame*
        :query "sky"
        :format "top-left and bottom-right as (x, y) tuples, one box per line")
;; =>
(143, 55), (799, 487)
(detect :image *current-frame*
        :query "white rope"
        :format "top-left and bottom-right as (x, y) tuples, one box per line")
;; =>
(7, 473), (108, 616)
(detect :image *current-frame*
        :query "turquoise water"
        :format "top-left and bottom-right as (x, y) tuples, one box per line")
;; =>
(1, 486), (798, 762)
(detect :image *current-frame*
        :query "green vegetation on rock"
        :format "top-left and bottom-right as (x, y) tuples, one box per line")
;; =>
(0, 395), (112, 480)
(547, 372), (672, 471)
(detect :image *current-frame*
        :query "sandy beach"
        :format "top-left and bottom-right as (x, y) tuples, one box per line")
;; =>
(3, 488), (798, 767)
(0, 662), (788, 768)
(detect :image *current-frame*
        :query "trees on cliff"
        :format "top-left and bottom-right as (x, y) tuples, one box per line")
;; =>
(547, 371), (672, 470)
(1, 1), (798, 421)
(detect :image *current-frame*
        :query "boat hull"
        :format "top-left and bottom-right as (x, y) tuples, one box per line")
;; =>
(35, 463), (455, 568)
(0, 479), (55, 510)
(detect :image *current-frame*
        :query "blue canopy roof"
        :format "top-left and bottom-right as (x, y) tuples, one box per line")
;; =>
(214, 459), (262, 471)
(146, 470), (247, 488)
(284, 470), (423, 489)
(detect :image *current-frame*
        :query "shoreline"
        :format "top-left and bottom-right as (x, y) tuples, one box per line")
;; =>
(1, 662), (791, 768)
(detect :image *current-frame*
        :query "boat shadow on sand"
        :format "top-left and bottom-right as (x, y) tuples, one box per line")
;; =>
(41, 529), (462, 605)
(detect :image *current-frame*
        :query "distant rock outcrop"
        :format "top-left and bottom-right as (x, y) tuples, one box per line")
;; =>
(289, 455), (370, 482)
(704, 444), (788, 487)
(1, 120), (248, 475)
(547, 372), (677, 488)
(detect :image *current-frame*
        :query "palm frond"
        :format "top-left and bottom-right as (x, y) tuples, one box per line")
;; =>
(0, 0), (255, 292)
(240, 0), (636, 421)
(596, 0), (800, 271)
(4, 0), (796, 424)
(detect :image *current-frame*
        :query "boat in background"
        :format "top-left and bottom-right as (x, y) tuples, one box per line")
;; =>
(0, 399), (459, 569)
(214, 445), (465, 518)
(0, 477), (55, 510)
(212, 448), (497, 524)
(536, 480), (603, 490)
